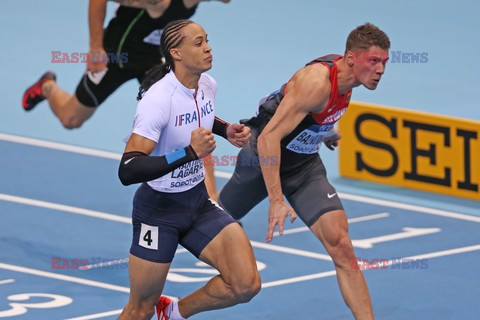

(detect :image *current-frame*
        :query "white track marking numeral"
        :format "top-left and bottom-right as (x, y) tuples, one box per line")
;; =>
(352, 227), (441, 249)
(0, 293), (72, 317)
(167, 260), (267, 282)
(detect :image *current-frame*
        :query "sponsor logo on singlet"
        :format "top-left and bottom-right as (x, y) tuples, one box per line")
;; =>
(286, 124), (333, 154)
(322, 108), (347, 125)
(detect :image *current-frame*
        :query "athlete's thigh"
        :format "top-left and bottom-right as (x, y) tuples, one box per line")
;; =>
(284, 158), (344, 227)
(75, 64), (136, 107)
(128, 254), (170, 306)
(179, 198), (236, 260)
(181, 200), (257, 284)
(61, 95), (97, 124)
(199, 223), (258, 285)
(309, 209), (349, 249)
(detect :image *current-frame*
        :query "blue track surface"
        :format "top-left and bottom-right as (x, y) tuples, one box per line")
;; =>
(1, 139), (479, 319)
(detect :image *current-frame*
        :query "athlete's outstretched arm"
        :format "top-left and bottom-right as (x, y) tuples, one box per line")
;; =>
(257, 65), (331, 242)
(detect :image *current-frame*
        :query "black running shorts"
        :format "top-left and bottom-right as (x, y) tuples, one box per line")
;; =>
(218, 143), (344, 227)
(75, 62), (150, 107)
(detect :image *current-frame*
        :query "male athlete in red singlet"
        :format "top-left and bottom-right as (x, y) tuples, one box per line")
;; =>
(218, 23), (390, 319)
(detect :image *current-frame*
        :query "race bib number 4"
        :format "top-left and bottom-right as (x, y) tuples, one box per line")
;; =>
(139, 223), (158, 250)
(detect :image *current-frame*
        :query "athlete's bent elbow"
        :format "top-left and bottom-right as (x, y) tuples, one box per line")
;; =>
(118, 166), (135, 186)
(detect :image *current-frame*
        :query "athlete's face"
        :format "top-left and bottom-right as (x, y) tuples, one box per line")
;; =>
(173, 24), (213, 73)
(350, 46), (389, 90)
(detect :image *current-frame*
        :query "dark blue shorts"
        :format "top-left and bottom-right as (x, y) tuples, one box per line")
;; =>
(130, 182), (236, 263)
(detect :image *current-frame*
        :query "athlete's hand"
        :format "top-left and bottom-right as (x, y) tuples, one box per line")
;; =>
(190, 127), (216, 157)
(87, 47), (108, 73)
(226, 123), (251, 147)
(323, 130), (342, 151)
(266, 199), (297, 242)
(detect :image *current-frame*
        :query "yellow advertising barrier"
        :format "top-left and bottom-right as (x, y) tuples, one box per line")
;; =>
(338, 102), (480, 201)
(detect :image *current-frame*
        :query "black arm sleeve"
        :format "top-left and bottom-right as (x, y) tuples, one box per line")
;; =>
(118, 146), (198, 186)
(212, 116), (230, 139)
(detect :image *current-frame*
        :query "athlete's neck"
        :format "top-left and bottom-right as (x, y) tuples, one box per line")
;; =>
(336, 58), (360, 95)
(173, 68), (201, 90)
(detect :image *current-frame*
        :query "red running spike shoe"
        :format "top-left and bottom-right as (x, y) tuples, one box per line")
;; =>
(22, 71), (56, 111)
(156, 296), (174, 320)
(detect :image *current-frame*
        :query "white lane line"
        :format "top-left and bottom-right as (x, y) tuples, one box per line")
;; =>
(0, 133), (121, 160)
(0, 263), (130, 293)
(250, 241), (332, 261)
(65, 309), (123, 320)
(385, 244), (480, 264)
(273, 212), (390, 236)
(261, 244), (480, 288)
(0, 192), (476, 264)
(80, 258), (129, 270)
(1, 132), (478, 223)
(352, 227), (442, 249)
(81, 248), (189, 270)
(0, 279), (15, 285)
(339, 193), (480, 223)
(81, 242), (331, 272)
(262, 270), (337, 288)
(348, 212), (391, 223)
(0, 193), (131, 224)
(0, 132), (229, 178)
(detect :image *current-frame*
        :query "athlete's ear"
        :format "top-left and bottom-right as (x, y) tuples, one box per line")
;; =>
(345, 50), (355, 67)
(170, 48), (182, 62)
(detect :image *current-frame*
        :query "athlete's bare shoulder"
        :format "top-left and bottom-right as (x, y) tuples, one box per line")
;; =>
(284, 63), (331, 113)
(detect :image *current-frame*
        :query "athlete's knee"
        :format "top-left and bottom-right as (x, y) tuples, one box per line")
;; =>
(59, 114), (85, 129)
(328, 233), (356, 268)
(231, 271), (261, 303)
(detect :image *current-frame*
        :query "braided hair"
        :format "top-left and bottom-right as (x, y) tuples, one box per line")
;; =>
(137, 19), (194, 100)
